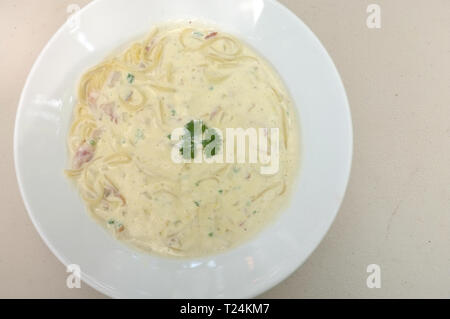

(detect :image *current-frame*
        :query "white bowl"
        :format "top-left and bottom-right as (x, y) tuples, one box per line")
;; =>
(14, 0), (352, 298)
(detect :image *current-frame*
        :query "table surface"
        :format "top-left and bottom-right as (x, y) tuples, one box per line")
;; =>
(1, 0), (449, 298)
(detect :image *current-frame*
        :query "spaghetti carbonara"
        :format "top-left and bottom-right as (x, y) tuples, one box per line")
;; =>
(66, 22), (300, 257)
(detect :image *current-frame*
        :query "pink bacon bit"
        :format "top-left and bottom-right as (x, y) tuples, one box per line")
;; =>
(100, 102), (118, 124)
(91, 128), (103, 140)
(87, 91), (99, 110)
(73, 143), (95, 169)
(209, 106), (221, 120)
(205, 32), (218, 40)
(104, 186), (127, 206)
(107, 71), (121, 88)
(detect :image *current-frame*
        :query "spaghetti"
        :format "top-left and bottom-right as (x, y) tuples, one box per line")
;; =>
(66, 22), (300, 257)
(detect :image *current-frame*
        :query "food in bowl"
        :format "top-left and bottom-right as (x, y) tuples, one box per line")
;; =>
(65, 21), (300, 257)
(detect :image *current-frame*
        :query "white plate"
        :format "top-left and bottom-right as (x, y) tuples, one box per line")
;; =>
(14, 0), (352, 298)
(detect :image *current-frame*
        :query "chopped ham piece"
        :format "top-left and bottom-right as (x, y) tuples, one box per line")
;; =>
(100, 102), (118, 123)
(124, 91), (134, 102)
(205, 32), (218, 39)
(87, 91), (99, 110)
(73, 143), (94, 169)
(104, 186), (126, 206)
(209, 106), (221, 120)
(107, 71), (121, 88)
(91, 128), (103, 139)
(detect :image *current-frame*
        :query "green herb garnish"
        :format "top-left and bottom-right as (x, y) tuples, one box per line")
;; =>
(218, 189), (223, 194)
(202, 127), (220, 157)
(208, 232), (214, 237)
(192, 31), (204, 38)
(127, 73), (135, 84)
(135, 128), (144, 142)
(194, 201), (200, 207)
(179, 120), (221, 159)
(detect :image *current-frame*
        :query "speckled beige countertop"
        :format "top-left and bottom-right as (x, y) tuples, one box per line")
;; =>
(0, 0), (448, 298)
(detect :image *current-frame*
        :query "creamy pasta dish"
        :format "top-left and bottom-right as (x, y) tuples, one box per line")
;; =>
(66, 22), (300, 257)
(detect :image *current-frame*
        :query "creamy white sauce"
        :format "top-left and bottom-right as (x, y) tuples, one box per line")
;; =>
(66, 22), (300, 257)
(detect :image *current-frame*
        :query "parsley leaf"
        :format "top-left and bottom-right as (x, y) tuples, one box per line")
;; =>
(127, 73), (135, 84)
(179, 120), (221, 159)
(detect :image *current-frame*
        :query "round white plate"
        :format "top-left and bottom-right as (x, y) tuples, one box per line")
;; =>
(14, 0), (352, 298)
